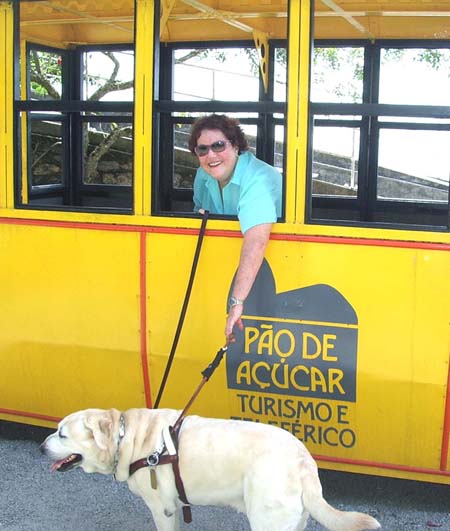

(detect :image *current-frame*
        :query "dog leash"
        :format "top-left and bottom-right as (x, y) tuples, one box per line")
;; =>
(172, 342), (229, 433)
(154, 210), (209, 409)
(128, 341), (229, 524)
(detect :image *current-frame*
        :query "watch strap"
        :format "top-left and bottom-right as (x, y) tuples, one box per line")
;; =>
(229, 296), (245, 307)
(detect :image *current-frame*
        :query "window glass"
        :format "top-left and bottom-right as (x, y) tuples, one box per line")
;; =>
(377, 128), (450, 202)
(28, 49), (63, 100)
(379, 48), (450, 106)
(173, 48), (260, 102)
(274, 47), (287, 102)
(30, 118), (64, 186)
(240, 123), (258, 156)
(312, 125), (359, 197)
(173, 123), (197, 190)
(274, 124), (285, 172)
(83, 50), (134, 102)
(311, 47), (364, 103)
(82, 121), (133, 185)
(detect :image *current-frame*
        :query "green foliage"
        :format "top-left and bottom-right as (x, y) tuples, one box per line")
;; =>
(312, 47), (364, 102)
(416, 49), (449, 71)
(29, 50), (62, 98)
(382, 47), (450, 72)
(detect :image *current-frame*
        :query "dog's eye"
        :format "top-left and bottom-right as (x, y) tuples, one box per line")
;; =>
(58, 430), (67, 439)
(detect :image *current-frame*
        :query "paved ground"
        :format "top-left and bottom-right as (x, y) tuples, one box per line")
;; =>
(0, 420), (449, 530)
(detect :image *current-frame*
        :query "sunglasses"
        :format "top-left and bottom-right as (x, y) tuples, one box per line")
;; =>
(194, 140), (231, 157)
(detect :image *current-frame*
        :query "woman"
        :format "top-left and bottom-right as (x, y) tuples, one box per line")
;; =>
(188, 114), (282, 342)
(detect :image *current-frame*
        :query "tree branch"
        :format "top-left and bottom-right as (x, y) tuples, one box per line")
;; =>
(89, 51), (133, 101)
(84, 125), (132, 183)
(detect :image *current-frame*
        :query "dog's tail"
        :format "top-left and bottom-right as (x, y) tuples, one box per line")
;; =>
(301, 471), (381, 531)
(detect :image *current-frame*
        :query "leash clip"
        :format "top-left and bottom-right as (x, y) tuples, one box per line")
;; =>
(201, 345), (228, 381)
(146, 452), (160, 467)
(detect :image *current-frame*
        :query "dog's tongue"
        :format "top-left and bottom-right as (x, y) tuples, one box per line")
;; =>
(51, 459), (66, 472)
(50, 453), (81, 472)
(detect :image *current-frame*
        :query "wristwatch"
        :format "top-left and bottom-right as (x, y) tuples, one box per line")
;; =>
(229, 296), (245, 308)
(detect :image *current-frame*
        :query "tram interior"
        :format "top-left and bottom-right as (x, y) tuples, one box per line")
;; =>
(15, 0), (450, 229)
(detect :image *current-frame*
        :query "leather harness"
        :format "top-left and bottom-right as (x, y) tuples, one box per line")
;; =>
(128, 420), (192, 523)
(126, 342), (229, 525)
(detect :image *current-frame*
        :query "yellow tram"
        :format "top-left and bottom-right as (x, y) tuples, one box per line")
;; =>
(1, 0), (450, 485)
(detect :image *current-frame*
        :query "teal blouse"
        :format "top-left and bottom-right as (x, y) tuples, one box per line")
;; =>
(193, 151), (282, 233)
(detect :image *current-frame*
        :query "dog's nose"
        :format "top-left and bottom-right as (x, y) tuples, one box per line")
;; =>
(39, 442), (47, 455)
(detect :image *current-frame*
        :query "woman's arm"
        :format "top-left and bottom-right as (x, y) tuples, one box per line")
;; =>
(225, 222), (272, 340)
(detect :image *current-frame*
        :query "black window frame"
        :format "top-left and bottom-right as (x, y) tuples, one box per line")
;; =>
(13, 1), (135, 213)
(152, 38), (287, 218)
(308, 39), (450, 232)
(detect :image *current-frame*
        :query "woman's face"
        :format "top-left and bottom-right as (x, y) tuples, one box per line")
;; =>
(195, 128), (238, 187)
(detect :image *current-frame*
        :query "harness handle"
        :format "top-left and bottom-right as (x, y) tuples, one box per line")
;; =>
(201, 344), (228, 380)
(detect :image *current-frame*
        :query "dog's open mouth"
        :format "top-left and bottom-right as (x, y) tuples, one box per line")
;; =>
(51, 453), (82, 472)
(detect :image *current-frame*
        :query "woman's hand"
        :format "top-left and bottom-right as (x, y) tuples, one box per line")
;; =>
(225, 304), (244, 343)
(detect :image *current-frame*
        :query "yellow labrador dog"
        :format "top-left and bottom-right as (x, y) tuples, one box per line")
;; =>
(40, 408), (380, 531)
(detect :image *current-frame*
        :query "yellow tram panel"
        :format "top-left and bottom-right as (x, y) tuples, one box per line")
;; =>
(0, 223), (146, 423)
(146, 232), (450, 483)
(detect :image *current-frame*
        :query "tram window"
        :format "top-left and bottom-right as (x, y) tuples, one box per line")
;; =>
(14, 0), (135, 213)
(274, 123), (285, 173)
(274, 50), (287, 103)
(154, 0), (288, 217)
(311, 122), (360, 199)
(377, 128), (450, 203)
(82, 121), (133, 187)
(164, 46), (264, 212)
(29, 116), (64, 188)
(309, 2), (450, 230)
(379, 48), (450, 107)
(83, 50), (134, 102)
(173, 48), (260, 102)
(155, 46), (287, 214)
(311, 47), (364, 104)
(173, 124), (198, 194)
(29, 49), (63, 100)
(309, 1), (450, 230)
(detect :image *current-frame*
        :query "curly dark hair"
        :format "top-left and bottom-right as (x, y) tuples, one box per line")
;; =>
(188, 114), (249, 155)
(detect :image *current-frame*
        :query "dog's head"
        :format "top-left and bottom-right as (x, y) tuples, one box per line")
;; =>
(40, 408), (121, 475)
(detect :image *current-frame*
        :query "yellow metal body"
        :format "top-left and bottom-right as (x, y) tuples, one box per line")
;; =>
(0, 1), (14, 209)
(0, 0), (449, 486)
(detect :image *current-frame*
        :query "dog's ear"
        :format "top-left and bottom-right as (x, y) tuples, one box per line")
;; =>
(85, 415), (113, 451)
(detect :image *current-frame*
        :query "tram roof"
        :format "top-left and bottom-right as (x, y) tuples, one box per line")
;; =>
(18, 1), (450, 46)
